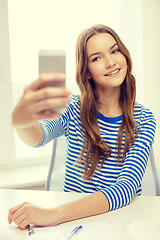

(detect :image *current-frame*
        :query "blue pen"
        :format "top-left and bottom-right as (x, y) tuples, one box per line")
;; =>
(66, 225), (82, 240)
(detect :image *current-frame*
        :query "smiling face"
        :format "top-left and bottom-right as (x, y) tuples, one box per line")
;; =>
(87, 33), (127, 92)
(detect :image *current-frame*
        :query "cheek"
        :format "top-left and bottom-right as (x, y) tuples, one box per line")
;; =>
(120, 55), (127, 69)
(88, 63), (103, 77)
(87, 65), (95, 78)
(118, 55), (127, 77)
(88, 66), (96, 76)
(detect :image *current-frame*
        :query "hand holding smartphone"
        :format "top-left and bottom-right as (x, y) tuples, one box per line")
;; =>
(39, 49), (67, 113)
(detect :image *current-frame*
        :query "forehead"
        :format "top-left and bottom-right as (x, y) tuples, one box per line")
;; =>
(86, 33), (116, 55)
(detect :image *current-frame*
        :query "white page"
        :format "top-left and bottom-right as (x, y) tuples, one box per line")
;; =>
(74, 224), (135, 240)
(128, 220), (160, 240)
(26, 220), (110, 240)
(0, 226), (21, 240)
(74, 219), (160, 240)
(0, 232), (11, 240)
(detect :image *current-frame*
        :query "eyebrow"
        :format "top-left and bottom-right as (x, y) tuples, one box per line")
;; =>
(88, 43), (118, 59)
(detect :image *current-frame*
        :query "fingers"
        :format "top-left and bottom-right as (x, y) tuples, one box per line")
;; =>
(23, 87), (71, 106)
(8, 202), (38, 230)
(38, 86), (71, 99)
(8, 202), (29, 228)
(12, 73), (71, 128)
(28, 97), (71, 114)
(8, 202), (53, 229)
(8, 202), (29, 217)
(22, 74), (71, 113)
(26, 73), (66, 91)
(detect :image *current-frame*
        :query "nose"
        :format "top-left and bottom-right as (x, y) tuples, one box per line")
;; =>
(105, 55), (115, 69)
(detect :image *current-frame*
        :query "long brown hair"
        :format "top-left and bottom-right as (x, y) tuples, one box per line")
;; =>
(76, 24), (139, 180)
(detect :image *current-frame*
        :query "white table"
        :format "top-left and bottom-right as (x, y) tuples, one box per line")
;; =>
(0, 189), (159, 239)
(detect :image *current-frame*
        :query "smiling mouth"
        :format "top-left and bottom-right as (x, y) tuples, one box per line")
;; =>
(105, 68), (121, 76)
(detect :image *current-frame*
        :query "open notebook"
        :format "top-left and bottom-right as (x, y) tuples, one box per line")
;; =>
(1, 219), (160, 240)
(26, 221), (110, 240)
(27, 219), (160, 240)
(74, 219), (160, 240)
(0, 227), (21, 240)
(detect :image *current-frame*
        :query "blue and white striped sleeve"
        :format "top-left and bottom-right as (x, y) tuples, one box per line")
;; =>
(35, 109), (70, 147)
(35, 94), (78, 147)
(100, 110), (156, 211)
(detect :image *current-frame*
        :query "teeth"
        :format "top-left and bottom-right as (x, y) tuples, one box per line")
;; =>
(106, 69), (119, 76)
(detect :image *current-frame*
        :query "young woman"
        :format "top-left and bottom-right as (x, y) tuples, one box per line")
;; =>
(8, 24), (156, 229)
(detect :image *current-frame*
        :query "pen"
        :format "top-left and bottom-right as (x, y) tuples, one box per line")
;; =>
(28, 226), (34, 236)
(66, 225), (82, 240)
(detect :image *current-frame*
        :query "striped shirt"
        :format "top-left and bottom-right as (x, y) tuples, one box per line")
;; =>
(38, 94), (156, 211)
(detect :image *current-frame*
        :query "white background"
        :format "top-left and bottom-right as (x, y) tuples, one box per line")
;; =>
(0, 0), (160, 183)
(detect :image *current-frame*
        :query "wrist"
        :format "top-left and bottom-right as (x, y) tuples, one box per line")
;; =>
(49, 206), (66, 226)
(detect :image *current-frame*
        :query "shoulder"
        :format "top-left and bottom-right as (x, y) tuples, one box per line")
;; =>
(70, 94), (80, 104)
(134, 102), (156, 128)
(66, 94), (81, 112)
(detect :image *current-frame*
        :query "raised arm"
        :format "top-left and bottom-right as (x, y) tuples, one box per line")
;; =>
(12, 73), (70, 146)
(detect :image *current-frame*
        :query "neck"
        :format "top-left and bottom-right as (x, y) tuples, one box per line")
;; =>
(96, 87), (122, 117)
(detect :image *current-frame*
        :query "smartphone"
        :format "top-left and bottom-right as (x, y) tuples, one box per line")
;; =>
(39, 49), (66, 113)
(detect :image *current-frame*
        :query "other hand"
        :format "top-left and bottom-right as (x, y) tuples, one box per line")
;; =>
(8, 202), (59, 229)
(12, 73), (71, 129)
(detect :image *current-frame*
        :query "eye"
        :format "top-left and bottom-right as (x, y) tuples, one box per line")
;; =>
(112, 49), (120, 54)
(92, 56), (101, 62)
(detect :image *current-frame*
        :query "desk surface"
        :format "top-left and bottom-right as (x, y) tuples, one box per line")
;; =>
(0, 189), (159, 239)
